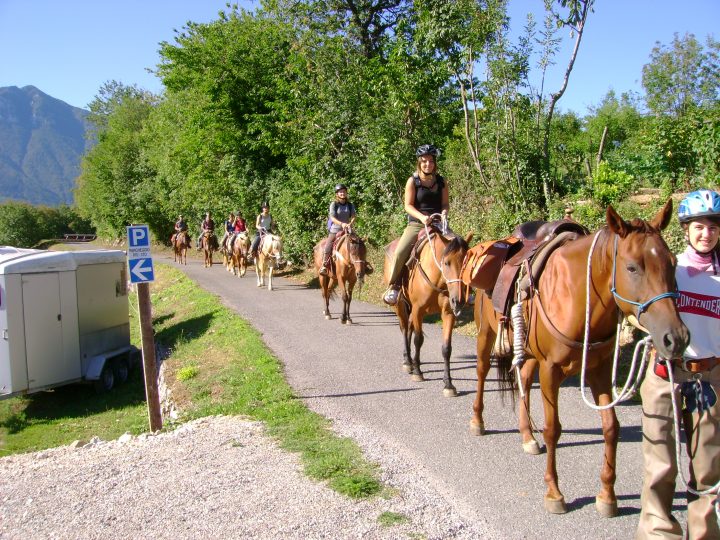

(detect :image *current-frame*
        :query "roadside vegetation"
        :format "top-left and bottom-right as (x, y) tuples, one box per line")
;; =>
(0, 262), (381, 499)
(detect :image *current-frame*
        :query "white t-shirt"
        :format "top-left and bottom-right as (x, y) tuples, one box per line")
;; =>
(675, 250), (720, 359)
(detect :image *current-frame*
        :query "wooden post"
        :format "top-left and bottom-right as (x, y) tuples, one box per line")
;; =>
(137, 282), (162, 432)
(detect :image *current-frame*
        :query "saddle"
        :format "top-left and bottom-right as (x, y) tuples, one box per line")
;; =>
(461, 219), (589, 315)
(407, 225), (454, 270)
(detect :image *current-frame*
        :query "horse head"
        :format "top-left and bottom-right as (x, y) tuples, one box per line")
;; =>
(345, 232), (369, 286)
(441, 232), (473, 316)
(605, 199), (689, 359)
(263, 234), (283, 264)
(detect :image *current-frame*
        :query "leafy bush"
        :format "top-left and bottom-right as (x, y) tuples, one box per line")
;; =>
(590, 162), (636, 206)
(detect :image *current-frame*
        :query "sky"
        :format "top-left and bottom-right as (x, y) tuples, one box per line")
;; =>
(0, 0), (718, 114)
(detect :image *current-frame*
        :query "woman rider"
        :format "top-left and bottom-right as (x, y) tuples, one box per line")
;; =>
(250, 202), (276, 260)
(221, 212), (236, 253)
(383, 144), (449, 305)
(319, 184), (357, 275)
(636, 190), (720, 539)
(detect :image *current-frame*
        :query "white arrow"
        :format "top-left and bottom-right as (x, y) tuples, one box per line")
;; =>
(130, 258), (153, 281)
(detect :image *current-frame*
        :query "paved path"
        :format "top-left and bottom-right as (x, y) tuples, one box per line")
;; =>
(158, 253), (685, 539)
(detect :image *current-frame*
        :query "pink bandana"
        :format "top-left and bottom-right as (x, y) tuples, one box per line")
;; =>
(684, 245), (716, 277)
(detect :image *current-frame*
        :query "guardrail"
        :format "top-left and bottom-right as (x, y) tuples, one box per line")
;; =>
(62, 234), (97, 242)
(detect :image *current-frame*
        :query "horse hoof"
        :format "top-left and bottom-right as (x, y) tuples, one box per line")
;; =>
(410, 373), (424, 382)
(544, 496), (567, 514)
(344, 319), (352, 325)
(522, 440), (542, 455)
(443, 387), (458, 398)
(402, 363), (412, 374)
(469, 421), (485, 436)
(324, 314), (331, 320)
(595, 497), (618, 518)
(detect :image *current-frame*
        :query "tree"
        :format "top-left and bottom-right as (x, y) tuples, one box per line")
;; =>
(642, 33), (720, 118)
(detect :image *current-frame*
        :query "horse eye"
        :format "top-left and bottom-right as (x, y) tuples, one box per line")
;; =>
(626, 264), (638, 274)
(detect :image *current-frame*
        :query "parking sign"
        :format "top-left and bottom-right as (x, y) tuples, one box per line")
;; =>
(127, 225), (155, 283)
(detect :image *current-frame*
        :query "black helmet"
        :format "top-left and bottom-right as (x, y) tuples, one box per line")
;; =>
(235, 210), (242, 216)
(416, 144), (440, 157)
(335, 184), (348, 193)
(261, 201), (270, 209)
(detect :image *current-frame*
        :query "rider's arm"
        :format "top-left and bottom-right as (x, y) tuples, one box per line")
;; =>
(403, 176), (431, 225)
(256, 215), (262, 232)
(441, 179), (449, 216)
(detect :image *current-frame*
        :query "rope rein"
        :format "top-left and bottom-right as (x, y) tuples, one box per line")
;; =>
(422, 213), (462, 287)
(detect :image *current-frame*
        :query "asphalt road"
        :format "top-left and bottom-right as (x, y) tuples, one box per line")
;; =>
(157, 252), (687, 539)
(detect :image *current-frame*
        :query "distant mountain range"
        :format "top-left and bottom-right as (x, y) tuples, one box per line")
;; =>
(0, 85), (91, 206)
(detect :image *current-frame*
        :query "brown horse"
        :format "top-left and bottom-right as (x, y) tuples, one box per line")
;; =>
(200, 231), (219, 268)
(383, 225), (472, 397)
(172, 231), (191, 265)
(230, 232), (251, 277)
(470, 201), (688, 517)
(255, 233), (283, 290)
(313, 230), (372, 324)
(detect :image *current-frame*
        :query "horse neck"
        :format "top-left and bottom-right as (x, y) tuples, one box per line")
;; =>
(419, 233), (448, 285)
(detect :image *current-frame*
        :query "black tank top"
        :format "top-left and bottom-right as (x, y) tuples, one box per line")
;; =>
(408, 174), (445, 223)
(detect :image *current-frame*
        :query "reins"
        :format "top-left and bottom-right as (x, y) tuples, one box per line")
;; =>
(419, 213), (462, 292)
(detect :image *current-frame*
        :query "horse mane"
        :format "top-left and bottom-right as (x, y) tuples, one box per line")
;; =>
(595, 216), (665, 273)
(442, 234), (469, 257)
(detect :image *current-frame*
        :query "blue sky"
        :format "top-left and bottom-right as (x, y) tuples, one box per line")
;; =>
(0, 0), (717, 114)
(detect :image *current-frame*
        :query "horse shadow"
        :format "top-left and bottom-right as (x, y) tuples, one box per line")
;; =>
(153, 312), (216, 352)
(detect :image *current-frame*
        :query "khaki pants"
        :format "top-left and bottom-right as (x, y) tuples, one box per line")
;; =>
(637, 361), (720, 539)
(387, 221), (424, 286)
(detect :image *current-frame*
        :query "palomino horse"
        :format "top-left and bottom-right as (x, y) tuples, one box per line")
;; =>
(173, 231), (191, 265)
(200, 231), (219, 268)
(229, 232), (250, 277)
(470, 201), (688, 516)
(313, 230), (372, 324)
(383, 219), (472, 397)
(255, 233), (283, 290)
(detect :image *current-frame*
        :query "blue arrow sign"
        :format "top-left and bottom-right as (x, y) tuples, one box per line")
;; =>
(129, 257), (155, 283)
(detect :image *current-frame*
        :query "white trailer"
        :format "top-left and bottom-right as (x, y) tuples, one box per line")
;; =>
(0, 247), (136, 399)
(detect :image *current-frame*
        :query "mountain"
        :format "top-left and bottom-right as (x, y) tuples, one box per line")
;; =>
(0, 85), (91, 206)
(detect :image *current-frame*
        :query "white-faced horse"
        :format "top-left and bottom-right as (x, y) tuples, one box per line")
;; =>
(255, 233), (283, 290)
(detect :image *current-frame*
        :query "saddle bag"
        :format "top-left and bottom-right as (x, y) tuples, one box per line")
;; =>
(461, 236), (519, 292)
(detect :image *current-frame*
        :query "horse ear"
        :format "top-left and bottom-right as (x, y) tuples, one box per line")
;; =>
(606, 205), (630, 238)
(649, 198), (673, 231)
(464, 232), (474, 245)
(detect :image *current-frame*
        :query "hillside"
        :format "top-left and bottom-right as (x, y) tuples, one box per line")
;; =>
(0, 85), (91, 206)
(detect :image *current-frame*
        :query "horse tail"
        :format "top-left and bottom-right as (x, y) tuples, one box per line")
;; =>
(495, 354), (518, 408)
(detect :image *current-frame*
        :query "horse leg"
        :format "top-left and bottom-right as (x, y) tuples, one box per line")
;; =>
(439, 309), (457, 397)
(256, 261), (263, 287)
(409, 308), (425, 382)
(539, 361), (567, 514)
(396, 300), (413, 373)
(321, 276), (331, 319)
(519, 357), (542, 455)
(471, 294), (495, 435)
(587, 358), (620, 517)
(343, 278), (354, 325)
(268, 264), (274, 291)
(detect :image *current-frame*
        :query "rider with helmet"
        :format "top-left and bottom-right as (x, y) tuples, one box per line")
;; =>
(383, 144), (449, 305)
(250, 202), (276, 260)
(197, 211), (216, 250)
(233, 211), (247, 233)
(221, 212), (236, 253)
(319, 184), (357, 275)
(637, 189), (720, 539)
(171, 214), (188, 244)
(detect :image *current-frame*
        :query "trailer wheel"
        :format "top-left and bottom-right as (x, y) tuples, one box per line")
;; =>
(113, 356), (130, 385)
(94, 363), (115, 393)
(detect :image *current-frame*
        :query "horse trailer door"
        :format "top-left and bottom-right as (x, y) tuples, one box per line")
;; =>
(22, 272), (79, 390)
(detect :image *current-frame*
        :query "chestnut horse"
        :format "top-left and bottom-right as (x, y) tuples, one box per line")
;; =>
(313, 230), (372, 324)
(173, 231), (190, 265)
(383, 221), (472, 397)
(470, 202), (688, 517)
(200, 232), (219, 268)
(229, 232), (250, 277)
(255, 233), (283, 290)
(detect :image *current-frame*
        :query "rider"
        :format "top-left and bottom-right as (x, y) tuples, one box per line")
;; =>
(382, 144), (449, 305)
(220, 212), (236, 253)
(250, 202), (275, 260)
(636, 190), (720, 539)
(171, 214), (187, 244)
(319, 184), (356, 275)
(233, 211), (247, 234)
(197, 211), (216, 250)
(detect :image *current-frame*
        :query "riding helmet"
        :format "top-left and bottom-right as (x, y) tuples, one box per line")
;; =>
(261, 201), (270, 209)
(678, 190), (720, 222)
(335, 184), (348, 193)
(416, 144), (440, 157)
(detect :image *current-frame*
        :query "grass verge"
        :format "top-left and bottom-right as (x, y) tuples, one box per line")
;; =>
(0, 262), (382, 499)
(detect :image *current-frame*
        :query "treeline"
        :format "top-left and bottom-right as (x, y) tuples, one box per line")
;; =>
(0, 202), (93, 248)
(72, 1), (719, 262)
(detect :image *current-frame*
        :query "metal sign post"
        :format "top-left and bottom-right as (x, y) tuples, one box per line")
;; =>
(127, 225), (162, 432)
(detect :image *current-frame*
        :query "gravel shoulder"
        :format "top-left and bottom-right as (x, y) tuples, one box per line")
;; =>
(0, 415), (493, 539)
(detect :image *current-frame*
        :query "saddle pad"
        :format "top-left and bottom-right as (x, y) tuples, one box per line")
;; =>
(461, 236), (519, 291)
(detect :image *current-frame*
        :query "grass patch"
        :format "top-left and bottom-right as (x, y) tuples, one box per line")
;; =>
(377, 511), (409, 527)
(177, 365), (199, 381)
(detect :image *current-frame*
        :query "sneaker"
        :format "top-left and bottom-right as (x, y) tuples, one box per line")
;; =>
(319, 266), (328, 275)
(383, 287), (400, 305)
